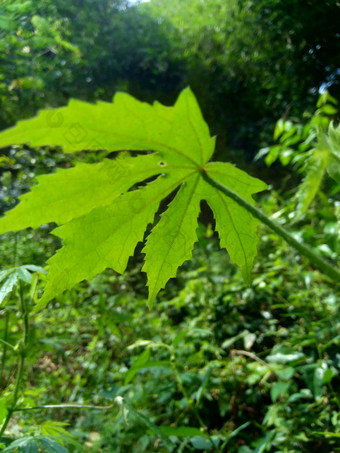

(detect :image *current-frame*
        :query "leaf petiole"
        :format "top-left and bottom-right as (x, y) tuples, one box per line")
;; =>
(202, 170), (340, 284)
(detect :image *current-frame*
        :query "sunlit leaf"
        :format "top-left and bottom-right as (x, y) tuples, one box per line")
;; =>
(0, 88), (266, 308)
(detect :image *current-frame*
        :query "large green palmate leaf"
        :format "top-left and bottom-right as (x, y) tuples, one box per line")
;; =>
(0, 88), (267, 308)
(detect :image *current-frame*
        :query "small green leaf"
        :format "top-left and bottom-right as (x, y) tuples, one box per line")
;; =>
(243, 332), (256, 350)
(41, 421), (70, 438)
(191, 436), (213, 450)
(322, 368), (333, 384)
(21, 440), (39, 453)
(17, 267), (32, 284)
(253, 430), (276, 453)
(229, 422), (251, 438)
(276, 367), (295, 380)
(2, 437), (32, 452)
(39, 437), (68, 453)
(0, 271), (18, 304)
(196, 367), (212, 405)
(270, 381), (290, 402)
(320, 104), (338, 115)
(221, 330), (248, 350)
(22, 265), (47, 274)
(265, 145), (280, 166)
(172, 330), (189, 348)
(273, 119), (284, 140)
(0, 269), (12, 283)
(125, 348), (150, 384)
(266, 351), (305, 364)
(295, 137), (330, 219)
(314, 431), (340, 438)
(313, 367), (325, 398)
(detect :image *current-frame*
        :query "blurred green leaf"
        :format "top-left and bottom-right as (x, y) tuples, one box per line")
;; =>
(196, 366), (212, 405)
(320, 104), (338, 115)
(313, 367), (325, 398)
(39, 437), (68, 453)
(125, 348), (151, 384)
(172, 330), (188, 348)
(0, 271), (18, 304)
(191, 436), (213, 450)
(160, 426), (204, 437)
(270, 381), (290, 402)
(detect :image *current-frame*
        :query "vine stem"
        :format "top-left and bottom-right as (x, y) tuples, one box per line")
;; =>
(0, 281), (29, 437)
(0, 338), (15, 351)
(13, 403), (116, 411)
(0, 311), (10, 382)
(202, 171), (340, 283)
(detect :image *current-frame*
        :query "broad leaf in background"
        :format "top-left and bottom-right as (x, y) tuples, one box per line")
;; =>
(256, 91), (339, 221)
(0, 265), (46, 305)
(296, 122), (340, 219)
(1, 435), (70, 453)
(0, 89), (266, 307)
(327, 122), (340, 184)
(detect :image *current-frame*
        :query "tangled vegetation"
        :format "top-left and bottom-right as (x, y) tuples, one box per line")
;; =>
(0, 1), (339, 452)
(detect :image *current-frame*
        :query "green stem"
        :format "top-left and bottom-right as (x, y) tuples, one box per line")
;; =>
(20, 282), (29, 347)
(13, 402), (116, 411)
(0, 338), (15, 351)
(0, 353), (25, 436)
(0, 282), (29, 437)
(202, 171), (340, 283)
(0, 311), (10, 383)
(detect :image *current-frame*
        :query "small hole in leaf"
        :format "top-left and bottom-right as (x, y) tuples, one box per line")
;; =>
(159, 161), (166, 167)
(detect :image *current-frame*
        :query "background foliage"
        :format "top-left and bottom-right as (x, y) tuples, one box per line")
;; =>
(0, 0), (339, 451)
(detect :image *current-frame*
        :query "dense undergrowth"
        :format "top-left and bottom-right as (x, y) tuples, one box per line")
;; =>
(0, 152), (339, 451)
(0, 89), (339, 453)
(0, 0), (339, 450)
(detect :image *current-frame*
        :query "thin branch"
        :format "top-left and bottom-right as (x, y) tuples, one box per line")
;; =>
(230, 349), (278, 376)
(0, 338), (15, 351)
(230, 349), (268, 366)
(13, 403), (116, 412)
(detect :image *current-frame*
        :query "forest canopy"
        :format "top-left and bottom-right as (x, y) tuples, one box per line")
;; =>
(1, 0), (339, 159)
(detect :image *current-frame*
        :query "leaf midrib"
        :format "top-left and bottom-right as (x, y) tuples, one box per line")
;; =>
(27, 124), (202, 170)
(148, 173), (200, 298)
(215, 189), (249, 277)
(47, 171), (197, 290)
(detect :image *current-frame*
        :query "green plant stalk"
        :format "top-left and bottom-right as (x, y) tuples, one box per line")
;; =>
(0, 311), (10, 383)
(202, 171), (340, 283)
(0, 282), (29, 436)
(13, 403), (116, 411)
